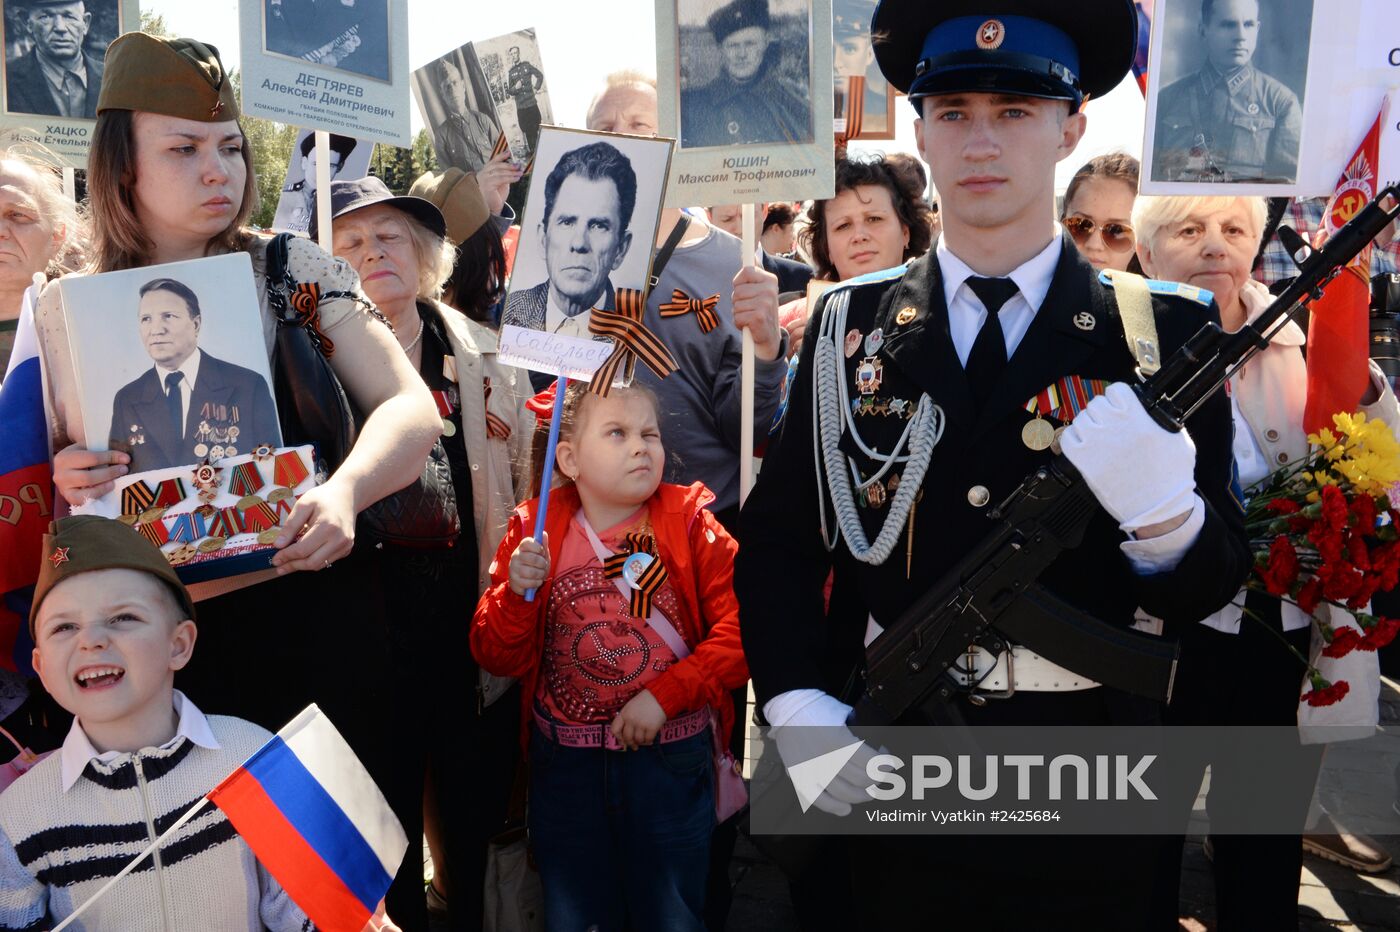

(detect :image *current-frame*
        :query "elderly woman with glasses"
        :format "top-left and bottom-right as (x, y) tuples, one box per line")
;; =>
(1133, 191), (1399, 929)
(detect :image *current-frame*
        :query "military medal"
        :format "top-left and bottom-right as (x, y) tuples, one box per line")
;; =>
(167, 543), (197, 565)
(431, 389), (457, 438)
(864, 479), (887, 509)
(602, 532), (667, 618)
(844, 329), (862, 358)
(227, 426), (240, 442)
(210, 445), (225, 460)
(895, 306), (917, 326)
(258, 528), (280, 546)
(137, 519), (170, 547)
(484, 379), (512, 440)
(252, 443), (275, 462)
(195, 503), (218, 520)
(864, 327), (884, 355)
(225, 446), (237, 457)
(121, 481), (156, 518)
(1051, 426), (1067, 455)
(138, 506), (168, 526)
(228, 461), (264, 498)
(267, 487), (294, 504)
(273, 450), (310, 489)
(242, 501), (279, 532)
(117, 513), (138, 527)
(620, 552), (654, 589)
(197, 536), (227, 554)
(236, 494), (263, 511)
(854, 357), (883, 395)
(194, 443), (209, 458)
(152, 478), (187, 508)
(1022, 418), (1055, 451)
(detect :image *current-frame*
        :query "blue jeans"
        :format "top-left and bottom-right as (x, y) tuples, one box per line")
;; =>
(528, 723), (714, 932)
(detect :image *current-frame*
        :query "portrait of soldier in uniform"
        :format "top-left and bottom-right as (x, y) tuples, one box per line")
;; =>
(1150, 0), (1307, 184)
(413, 50), (501, 173)
(678, 0), (814, 148)
(505, 45), (545, 147)
(504, 140), (637, 340)
(108, 278), (279, 473)
(263, 0), (391, 82)
(832, 0), (891, 136)
(3, 0), (114, 119)
(274, 131), (359, 234)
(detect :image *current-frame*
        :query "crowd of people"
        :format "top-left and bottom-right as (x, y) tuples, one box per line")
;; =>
(0, 0), (1398, 930)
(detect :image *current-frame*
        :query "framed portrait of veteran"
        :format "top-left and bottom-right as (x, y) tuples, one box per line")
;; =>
(412, 41), (504, 174)
(832, 0), (895, 139)
(472, 27), (553, 163)
(0, 0), (137, 167)
(1141, 0), (1315, 194)
(272, 129), (372, 234)
(498, 126), (674, 380)
(239, 0), (410, 146)
(657, 0), (834, 207)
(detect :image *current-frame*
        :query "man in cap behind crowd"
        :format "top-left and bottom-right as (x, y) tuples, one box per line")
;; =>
(735, 0), (1250, 927)
(283, 132), (358, 233)
(4, 0), (102, 119)
(1153, 0), (1301, 183)
(680, 0), (812, 148)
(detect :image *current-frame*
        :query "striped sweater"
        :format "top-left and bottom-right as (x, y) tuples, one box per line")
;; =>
(0, 715), (312, 931)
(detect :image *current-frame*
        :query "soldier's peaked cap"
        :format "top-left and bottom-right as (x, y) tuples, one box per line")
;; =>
(708, 0), (771, 43)
(873, 0), (1138, 109)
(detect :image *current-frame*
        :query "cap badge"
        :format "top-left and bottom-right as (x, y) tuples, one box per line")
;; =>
(1073, 311), (1096, 331)
(210, 99), (224, 118)
(49, 546), (71, 568)
(976, 19), (1005, 50)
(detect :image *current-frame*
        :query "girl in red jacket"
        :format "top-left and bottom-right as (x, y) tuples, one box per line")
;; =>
(471, 380), (748, 932)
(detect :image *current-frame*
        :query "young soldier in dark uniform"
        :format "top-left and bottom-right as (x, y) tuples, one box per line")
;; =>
(505, 46), (545, 147)
(735, 1), (1252, 927)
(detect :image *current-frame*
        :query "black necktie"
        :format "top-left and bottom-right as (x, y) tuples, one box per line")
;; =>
(963, 276), (1020, 409)
(164, 371), (185, 441)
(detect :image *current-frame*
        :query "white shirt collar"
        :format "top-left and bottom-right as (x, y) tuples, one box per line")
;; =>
(936, 229), (1064, 314)
(60, 690), (221, 792)
(154, 348), (202, 393)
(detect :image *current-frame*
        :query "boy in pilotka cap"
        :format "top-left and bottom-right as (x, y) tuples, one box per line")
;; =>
(0, 516), (315, 931)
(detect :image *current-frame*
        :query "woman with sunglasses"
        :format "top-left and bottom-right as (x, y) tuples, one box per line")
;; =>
(1061, 152), (1142, 273)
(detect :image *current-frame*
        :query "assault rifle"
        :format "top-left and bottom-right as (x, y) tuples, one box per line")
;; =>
(849, 187), (1400, 727)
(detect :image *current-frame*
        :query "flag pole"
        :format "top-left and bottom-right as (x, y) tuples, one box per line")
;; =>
(314, 131), (334, 254)
(524, 375), (568, 602)
(739, 204), (757, 506)
(52, 797), (211, 931)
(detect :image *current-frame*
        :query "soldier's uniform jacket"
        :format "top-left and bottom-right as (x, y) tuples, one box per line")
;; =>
(1154, 63), (1302, 183)
(507, 60), (544, 107)
(736, 239), (1252, 715)
(680, 47), (812, 148)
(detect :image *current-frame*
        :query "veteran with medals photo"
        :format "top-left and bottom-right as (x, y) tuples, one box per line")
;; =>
(734, 1), (1252, 927)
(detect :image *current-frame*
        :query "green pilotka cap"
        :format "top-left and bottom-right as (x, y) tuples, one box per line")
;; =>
(30, 515), (196, 637)
(97, 33), (240, 121)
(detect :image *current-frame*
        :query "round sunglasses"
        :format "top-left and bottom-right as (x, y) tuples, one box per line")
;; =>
(1064, 215), (1135, 252)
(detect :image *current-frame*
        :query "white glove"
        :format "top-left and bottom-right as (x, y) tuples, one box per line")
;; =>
(1059, 382), (1197, 532)
(767, 691), (880, 817)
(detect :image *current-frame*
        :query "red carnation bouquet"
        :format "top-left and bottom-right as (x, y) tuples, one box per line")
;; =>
(1247, 412), (1400, 707)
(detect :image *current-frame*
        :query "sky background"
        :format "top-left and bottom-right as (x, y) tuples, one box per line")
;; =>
(146, 0), (1149, 195)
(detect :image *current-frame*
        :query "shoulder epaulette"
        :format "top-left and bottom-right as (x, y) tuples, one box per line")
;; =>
(1098, 269), (1213, 307)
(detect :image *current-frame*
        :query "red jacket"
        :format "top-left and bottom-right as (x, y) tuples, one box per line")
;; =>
(471, 481), (749, 754)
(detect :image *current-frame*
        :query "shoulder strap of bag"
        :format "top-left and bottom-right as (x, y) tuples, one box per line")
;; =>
(1103, 268), (1162, 377)
(648, 215), (691, 289)
(577, 514), (692, 659)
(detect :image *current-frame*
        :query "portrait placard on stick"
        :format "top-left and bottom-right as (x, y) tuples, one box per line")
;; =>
(239, 0), (410, 146)
(412, 41), (503, 174)
(272, 129), (372, 234)
(833, 0), (894, 140)
(657, 0), (834, 207)
(0, 0), (138, 167)
(471, 27), (553, 163)
(497, 126), (674, 381)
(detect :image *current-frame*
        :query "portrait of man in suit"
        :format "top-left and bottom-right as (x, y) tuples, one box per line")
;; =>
(504, 140), (637, 340)
(108, 278), (280, 473)
(3, 0), (104, 119)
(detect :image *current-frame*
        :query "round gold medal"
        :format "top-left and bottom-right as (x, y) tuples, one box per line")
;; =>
(117, 513), (138, 527)
(1021, 418), (1055, 451)
(197, 536), (227, 554)
(237, 494), (263, 511)
(442, 418), (457, 438)
(267, 487), (293, 503)
(138, 506), (168, 526)
(167, 544), (197, 565)
(257, 529), (281, 546)
(1050, 425), (1067, 455)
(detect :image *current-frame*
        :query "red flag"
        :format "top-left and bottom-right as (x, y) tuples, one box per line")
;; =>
(1302, 107), (1385, 434)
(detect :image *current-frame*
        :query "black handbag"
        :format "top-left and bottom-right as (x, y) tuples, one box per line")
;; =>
(263, 233), (461, 549)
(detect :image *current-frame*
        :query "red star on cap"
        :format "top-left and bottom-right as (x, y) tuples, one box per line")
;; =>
(49, 546), (71, 568)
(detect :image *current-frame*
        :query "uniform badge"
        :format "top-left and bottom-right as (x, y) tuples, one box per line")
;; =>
(727, 121), (740, 136)
(193, 443), (209, 457)
(864, 328), (884, 355)
(225, 446), (238, 457)
(1247, 102), (1260, 115)
(844, 328), (862, 358)
(1022, 417), (1055, 451)
(209, 445), (225, 461)
(252, 443), (275, 462)
(1073, 311), (1096, 331)
(49, 546), (70, 568)
(855, 357), (883, 395)
(863, 479), (887, 509)
(976, 19), (1005, 49)
(895, 306), (917, 326)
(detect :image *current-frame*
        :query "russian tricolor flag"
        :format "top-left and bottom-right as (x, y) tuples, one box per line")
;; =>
(0, 287), (53, 676)
(207, 705), (408, 931)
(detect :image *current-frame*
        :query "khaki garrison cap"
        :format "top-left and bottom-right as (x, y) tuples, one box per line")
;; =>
(29, 515), (196, 636)
(410, 168), (492, 245)
(97, 33), (240, 122)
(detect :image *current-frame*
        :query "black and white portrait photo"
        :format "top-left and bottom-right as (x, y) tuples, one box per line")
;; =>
(499, 127), (672, 379)
(1146, 0), (1311, 186)
(677, 0), (815, 149)
(472, 28), (552, 162)
(57, 254), (280, 476)
(262, 0), (391, 83)
(272, 130), (371, 234)
(412, 44), (502, 174)
(2, 0), (119, 119)
(831, 0), (893, 138)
